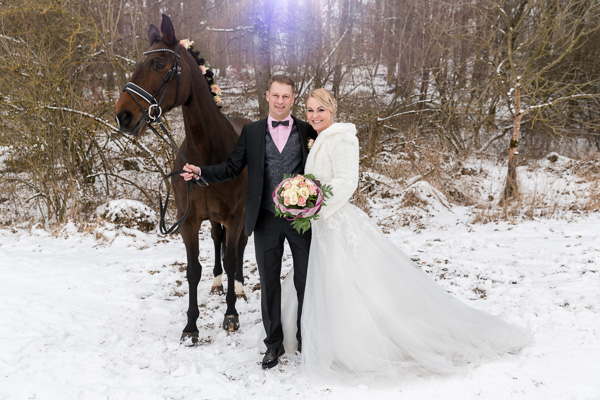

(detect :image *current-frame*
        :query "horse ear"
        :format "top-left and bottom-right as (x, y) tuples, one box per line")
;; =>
(160, 14), (177, 46)
(148, 24), (160, 45)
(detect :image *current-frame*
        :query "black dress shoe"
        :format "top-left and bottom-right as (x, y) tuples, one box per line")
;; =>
(262, 345), (285, 370)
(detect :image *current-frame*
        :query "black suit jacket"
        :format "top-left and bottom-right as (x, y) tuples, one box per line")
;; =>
(201, 116), (317, 236)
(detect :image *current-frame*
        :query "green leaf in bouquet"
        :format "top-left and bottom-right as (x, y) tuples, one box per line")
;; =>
(320, 183), (334, 206)
(274, 206), (285, 217)
(291, 217), (312, 234)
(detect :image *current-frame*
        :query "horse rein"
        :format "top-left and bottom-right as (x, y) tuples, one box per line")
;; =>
(120, 44), (208, 235)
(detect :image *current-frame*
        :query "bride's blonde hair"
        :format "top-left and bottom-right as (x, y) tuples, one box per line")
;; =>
(306, 88), (337, 116)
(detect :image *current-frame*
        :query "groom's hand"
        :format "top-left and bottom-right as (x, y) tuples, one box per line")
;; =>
(180, 163), (200, 181)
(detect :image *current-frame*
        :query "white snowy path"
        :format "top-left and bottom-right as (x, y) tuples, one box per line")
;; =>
(1, 214), (599, 400)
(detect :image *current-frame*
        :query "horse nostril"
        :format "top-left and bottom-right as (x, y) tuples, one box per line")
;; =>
(117, 110), (133, 128)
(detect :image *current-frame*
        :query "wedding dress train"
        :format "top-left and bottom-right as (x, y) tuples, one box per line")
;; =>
(299, 202), (532, 383)
(289, 123), (531, 383)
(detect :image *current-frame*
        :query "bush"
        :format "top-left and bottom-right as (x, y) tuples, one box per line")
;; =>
(95, 199), (157, 232)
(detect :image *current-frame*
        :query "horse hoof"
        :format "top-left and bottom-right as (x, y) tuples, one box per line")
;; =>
(180, 331), (199, 346)
(210, 285), (224, 295)
(222, 315), (240, 332)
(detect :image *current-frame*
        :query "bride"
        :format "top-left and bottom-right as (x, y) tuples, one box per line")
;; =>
(293, 88), (532, 383)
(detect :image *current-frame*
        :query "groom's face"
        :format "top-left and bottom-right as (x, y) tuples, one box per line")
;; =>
(266, 81), (295, 121)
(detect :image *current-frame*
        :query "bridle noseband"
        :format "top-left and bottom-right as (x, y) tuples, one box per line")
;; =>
(120, 44), (207, 235)
(123, 47), (182, 123)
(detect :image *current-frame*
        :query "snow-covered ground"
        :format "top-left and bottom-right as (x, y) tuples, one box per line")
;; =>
(1, 202), (599, 399)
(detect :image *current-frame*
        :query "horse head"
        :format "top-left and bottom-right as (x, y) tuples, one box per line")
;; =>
(115, 14), (193, 136)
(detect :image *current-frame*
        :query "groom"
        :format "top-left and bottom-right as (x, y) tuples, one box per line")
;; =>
(181, 75), (316, 369)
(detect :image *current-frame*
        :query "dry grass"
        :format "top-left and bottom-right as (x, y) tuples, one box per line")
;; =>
(468, 154), (600, 224)
(363, 138), (600, 228)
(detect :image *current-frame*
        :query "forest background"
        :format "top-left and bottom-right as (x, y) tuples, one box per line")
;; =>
(0, 0), (599, 226)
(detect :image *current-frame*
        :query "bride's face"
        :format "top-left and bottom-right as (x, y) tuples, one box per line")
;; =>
(306, 97), (334, 134)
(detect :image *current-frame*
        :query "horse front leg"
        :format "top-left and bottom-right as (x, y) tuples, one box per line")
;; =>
(209, 221), (225, 295)
(221, 222), (243, 332)
(180, 223), (202, 345)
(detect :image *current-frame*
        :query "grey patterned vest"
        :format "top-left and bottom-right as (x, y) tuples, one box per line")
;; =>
(261, 123), (303, 212)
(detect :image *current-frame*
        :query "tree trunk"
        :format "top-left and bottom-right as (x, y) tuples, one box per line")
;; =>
(253, 1), (274, 119)
(502, 85), (522, 202)
(332, 0), (351, 98)
(385, 0), (399, 86)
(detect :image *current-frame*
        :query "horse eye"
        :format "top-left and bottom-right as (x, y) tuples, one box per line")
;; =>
(154, 62), (166, 70)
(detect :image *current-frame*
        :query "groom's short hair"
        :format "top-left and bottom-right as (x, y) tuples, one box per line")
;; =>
(268, 75), (295, 93)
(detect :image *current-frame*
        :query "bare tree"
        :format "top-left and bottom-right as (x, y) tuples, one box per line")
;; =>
(252, 0), (275, 118)
(483, 0), (600, 201)
(2, 0), (600, 225)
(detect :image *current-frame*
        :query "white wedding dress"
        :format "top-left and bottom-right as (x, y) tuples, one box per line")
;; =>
(287, 122), (532, 384)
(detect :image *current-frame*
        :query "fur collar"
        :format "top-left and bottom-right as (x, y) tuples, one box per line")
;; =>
(306, 123), (356, 166)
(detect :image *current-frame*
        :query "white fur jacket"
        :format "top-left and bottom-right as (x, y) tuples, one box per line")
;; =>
(305, 122), (359, 220)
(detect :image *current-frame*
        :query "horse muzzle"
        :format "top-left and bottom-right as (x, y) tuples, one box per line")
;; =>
(115, 110), (146, 136)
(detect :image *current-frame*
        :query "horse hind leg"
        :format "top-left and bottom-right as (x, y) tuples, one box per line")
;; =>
(234, 280), (246, 302)
(210, 221), (225, 295)
(234, 232), (249, 302)
(211, 274), (224, 295)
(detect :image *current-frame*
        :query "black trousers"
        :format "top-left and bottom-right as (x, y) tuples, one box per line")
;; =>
(253, 208), (311, 350)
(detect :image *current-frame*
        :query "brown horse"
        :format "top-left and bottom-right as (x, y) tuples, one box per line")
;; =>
(115, 14), (250, 343)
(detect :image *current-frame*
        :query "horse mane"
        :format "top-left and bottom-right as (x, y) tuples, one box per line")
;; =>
(184, 44), (222, 108)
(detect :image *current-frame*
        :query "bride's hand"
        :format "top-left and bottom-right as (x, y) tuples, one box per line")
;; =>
(180, 163), (199, 181)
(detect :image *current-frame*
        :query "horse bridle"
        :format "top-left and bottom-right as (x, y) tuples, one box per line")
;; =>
(123, 47), (181, 124)
(120, 45), (207, 235)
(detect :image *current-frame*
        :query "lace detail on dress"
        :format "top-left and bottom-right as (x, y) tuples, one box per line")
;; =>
(312, 220), (327, 254)
(325, 211), (342, 231)
(314, 204), (379, 258)
(344, 229), (360, 256)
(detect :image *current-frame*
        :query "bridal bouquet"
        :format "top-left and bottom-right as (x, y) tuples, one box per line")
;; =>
(272, 174), (333, 234)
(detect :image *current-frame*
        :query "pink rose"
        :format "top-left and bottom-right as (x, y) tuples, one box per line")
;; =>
(297, 196), (307, 207)
(283, 197), (290, 206)
(308, 184), (317, 196)
(283, 181), (292, 189)
(180, 38), (194, 49)
(200, 65), (207, 75)
(211, 84), (222, 96)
